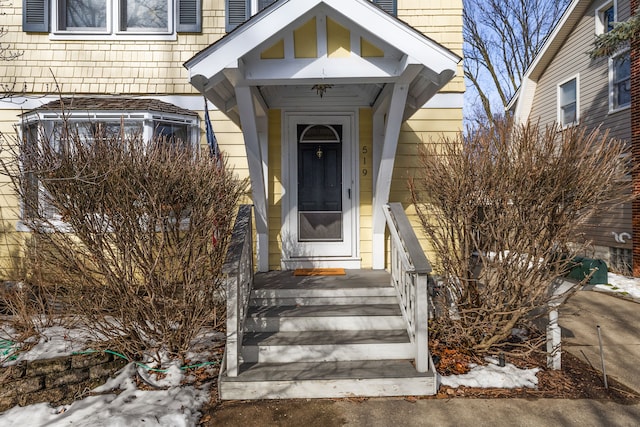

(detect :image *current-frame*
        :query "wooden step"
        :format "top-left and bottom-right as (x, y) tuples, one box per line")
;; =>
(250, 293), (398, 307)
(219, 359), (437, 399)
(241, 330), (412, 363)
(244, 304), (406, 332)
(251, 286), (397, 299)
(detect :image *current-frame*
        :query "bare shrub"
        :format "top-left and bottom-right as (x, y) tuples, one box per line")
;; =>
(1, 116), (247, 363)
(410, 120), (631, 353)
(0, 225), (73, 347)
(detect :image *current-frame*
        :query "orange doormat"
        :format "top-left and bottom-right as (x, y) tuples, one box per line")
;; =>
(293, 268), (346, 276)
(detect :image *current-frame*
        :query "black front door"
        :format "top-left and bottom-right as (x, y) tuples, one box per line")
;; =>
(297, 124), (343, 242)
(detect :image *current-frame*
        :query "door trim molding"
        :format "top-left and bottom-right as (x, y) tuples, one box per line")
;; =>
(281, 110), (360, 269)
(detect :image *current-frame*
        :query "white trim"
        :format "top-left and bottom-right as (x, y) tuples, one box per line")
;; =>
(557, 74), (580, 128)
(242, 57), (410, 85)
(609, 49), (631, 113)
(236, 85), (269, 272)
(281, 111), (359, 267)
(0, 95), (214, 112)
(595, 0), (616, 36)
(186, 0), (459, 82)
(371, 81), (410, 269)
(423, 93), (464, 109)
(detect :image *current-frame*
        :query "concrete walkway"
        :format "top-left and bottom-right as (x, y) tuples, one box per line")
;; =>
(205, 290), (640, 426)
(211, 398), (640, 427)
(560, 290), (640, 393)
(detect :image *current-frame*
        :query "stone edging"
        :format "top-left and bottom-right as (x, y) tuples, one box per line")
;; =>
(0, 351), (127, 412)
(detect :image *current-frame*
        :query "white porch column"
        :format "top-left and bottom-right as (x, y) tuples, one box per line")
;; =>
(371, 104), (386, 269)
(235, 85), (270, 272)
(371, 64), (424, 270)
(371, 83), (409, 269)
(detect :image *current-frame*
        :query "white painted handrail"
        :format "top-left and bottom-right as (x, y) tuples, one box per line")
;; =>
(221, 204), (254, 377)
(383, 203), (432, 372)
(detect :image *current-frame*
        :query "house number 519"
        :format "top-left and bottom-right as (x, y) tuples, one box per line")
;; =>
(362, 146), (368, 176)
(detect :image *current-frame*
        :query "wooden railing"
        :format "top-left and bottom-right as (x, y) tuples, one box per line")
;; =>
(383, 203), (432, 372)
(221, 204), (254, 377)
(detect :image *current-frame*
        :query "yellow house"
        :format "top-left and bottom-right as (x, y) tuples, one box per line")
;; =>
(1, 0), (463, 398)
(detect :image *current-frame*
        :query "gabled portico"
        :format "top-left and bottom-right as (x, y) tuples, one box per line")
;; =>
(184, 0), (460, 271)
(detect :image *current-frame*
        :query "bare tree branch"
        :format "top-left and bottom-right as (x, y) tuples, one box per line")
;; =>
(464, 0), (569, 122)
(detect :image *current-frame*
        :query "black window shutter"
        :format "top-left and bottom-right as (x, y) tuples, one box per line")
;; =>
(23, 0), (49, 32)
(372, 0), (396, 16)
(177, 0), (202, 32)
(226, 0), (249, 32)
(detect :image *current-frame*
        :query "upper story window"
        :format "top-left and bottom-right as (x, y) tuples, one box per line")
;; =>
(59, 0), (168, 32)
(23, 0), (201, 38)
(610, 50), (631, 111)
(558, 76), (579, 127)
(225, 0), (397, 32)
(595, 1), (616, 35)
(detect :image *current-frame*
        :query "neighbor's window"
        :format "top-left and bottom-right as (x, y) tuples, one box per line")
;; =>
(596, 1), (616, 35)
(611, 50), (631, 111)
(558, 77), (578, 127)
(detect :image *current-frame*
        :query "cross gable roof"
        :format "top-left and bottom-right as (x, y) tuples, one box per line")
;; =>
(184, 0), (461, 123)
(510, 0), (591, 121)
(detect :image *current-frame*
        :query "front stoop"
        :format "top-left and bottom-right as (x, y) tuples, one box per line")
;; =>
(220, 360), (436, 399)
(219, 270), (438, 399)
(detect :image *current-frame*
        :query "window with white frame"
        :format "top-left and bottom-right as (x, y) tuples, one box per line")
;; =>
(22, 0), (201, 36)
(558, 76), (578, 127)
(610, 50), (631, 111)
(595, 1), (616, 35)
(20, 98), (199, 221)
(58, 0), (169, 32)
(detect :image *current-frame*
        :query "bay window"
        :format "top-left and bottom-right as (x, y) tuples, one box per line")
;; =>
(20, 97), (199, 222)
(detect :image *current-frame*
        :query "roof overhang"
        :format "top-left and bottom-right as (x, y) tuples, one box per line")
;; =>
(511, 0), (590, 122)
(184, 0), (460, 124)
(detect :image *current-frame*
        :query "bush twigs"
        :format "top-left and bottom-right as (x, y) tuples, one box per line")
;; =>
(411, 120), (631, 353)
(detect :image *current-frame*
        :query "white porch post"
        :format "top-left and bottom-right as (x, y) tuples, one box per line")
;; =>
(371, 64), (424, 269)
(371, 84), (409, 269)
(371, 104), (386, 269)
(235, 84), (270, 272)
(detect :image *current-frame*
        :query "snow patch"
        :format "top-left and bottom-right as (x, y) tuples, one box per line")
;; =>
(596, 273), (640, 300)
(440, 357), (540, 389)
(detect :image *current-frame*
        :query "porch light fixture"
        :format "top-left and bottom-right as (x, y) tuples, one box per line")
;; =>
(312, 84), (333, 98)
(316, 145), (323, 159)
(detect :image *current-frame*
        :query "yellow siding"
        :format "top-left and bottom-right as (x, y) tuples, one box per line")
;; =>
(1, 1), (228, 95)
(260, 39), (285, 59)
(359, 108), (374, 268)
(0, 112), (37, 272)
(327, 18), (351, 58)
(361, 38), (384, 58)
(398, 0), (464, 92)
(268, 109), (282, 270)
(391, 107), (463, 265)
(294, 18), (318, 59)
